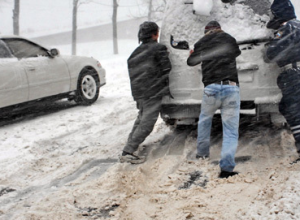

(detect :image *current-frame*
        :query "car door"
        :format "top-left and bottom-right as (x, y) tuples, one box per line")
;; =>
(2, 38), (71, 101)
(0, 40), (29, 108)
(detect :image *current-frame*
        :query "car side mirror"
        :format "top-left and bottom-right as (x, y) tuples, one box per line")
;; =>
(170, 35), (189, 50)
(50, 48), (60, 57)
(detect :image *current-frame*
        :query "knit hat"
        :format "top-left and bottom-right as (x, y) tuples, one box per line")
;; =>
(204, 21), (221, 34)
(267, 0), (296, 29)
(138, 21), (159, 43)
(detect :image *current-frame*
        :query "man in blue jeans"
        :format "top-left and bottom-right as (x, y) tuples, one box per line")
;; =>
(187, 21), (241, 178)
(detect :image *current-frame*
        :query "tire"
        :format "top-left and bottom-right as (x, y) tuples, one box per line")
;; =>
(75, 69), (100, 105)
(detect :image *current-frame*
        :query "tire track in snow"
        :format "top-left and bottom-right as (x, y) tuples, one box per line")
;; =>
(146, 127), (194, 160)
(0, 100), (78, 127)
(0, 158), (118, 215)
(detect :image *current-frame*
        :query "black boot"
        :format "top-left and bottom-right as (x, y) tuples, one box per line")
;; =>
(290, 143), (300, 165)
(290, 157), (300, 165)
(219, 170), (239, 178)
(119, 151), (146, 164)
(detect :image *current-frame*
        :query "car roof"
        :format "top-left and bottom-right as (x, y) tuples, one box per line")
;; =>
(0, 35), (30, 40)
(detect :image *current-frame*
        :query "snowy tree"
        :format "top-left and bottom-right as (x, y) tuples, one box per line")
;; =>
(13, 0), (19, 35)
(112, 0), (119, 54)
(72, 0), (94, 55)
(126, 0), (166, 22)
(72, 0), (79, 55)
(145, 0), (166, 21)
(71, 0), (119, 55)
(147, 0), (152, 20)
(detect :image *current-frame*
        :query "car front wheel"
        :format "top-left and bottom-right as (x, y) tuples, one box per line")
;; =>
(75, 69), (100, 105)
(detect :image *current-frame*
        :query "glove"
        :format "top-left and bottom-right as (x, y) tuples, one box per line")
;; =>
(261, 47), (271, 63)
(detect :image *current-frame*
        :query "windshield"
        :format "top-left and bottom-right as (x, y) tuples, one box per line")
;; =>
(2, 38), (49, 59)
(0, 40), (13, 58)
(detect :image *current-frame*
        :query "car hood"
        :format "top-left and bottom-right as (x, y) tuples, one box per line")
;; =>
(59, 55), (99, 69)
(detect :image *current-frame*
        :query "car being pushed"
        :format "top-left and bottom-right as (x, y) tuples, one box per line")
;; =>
(0, 36), (106, 112)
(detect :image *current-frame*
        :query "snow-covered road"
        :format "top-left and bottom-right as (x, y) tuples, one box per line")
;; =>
(0, 48), (300, 220)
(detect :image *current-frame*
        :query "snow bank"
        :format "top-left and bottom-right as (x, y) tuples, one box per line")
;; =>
(193, 0), (214, 16)
(1, 1), (300, 220)
(0, 37), (300, 220)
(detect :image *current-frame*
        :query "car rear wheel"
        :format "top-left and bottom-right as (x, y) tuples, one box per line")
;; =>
(75, 69), (100, 105)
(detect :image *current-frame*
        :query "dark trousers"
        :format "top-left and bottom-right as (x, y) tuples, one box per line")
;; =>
(123, 97), (162, 154)
(278, 68), (300, 154)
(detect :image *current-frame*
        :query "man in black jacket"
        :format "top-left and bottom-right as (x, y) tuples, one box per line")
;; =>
(120, 21), (172, 164)
(264, 0), (300, 164)
(187, 21), (241, 178)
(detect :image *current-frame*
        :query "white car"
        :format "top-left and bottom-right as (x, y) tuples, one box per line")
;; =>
(0, 36), (106, 111)
(159, 0), (284, 126)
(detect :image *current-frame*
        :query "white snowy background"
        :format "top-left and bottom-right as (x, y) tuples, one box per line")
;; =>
(0, 0), (300, 219)
(0, 0), (148, 37)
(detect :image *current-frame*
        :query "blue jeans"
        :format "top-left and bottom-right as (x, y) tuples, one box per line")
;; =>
(197, 84), (240, 172)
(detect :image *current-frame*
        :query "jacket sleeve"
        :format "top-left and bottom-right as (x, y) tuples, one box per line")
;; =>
(157, 45), (172, 77)
(212, 35), (241, 60)
(187, 43), (203, 66)
(155, 44), (173, 97)
(187, 40), (205, 66)
(187, 34), (241, 66)
(266, 24), (292, 62)
(226, 36), (241, 59)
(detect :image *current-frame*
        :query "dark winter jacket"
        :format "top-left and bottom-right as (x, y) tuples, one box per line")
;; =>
(266, 20), (300, 67)
(267, 0), (296, 29)
(128, 39), (172, 101)
(270, 0), (295, 20)
(187, 30), (241, 87)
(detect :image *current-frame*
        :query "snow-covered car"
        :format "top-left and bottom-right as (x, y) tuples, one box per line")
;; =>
(160, 0), (284, 126)
(0, 36), (106, 111)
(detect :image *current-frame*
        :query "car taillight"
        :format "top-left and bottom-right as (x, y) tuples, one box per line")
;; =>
(96, 61), (102, 67)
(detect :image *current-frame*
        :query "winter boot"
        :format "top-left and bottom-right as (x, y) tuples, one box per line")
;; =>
(219, 170), (239, 178)
(119, 151), (146, 164)
(196, 154), (209, 160)
(290, 143), (300, 165)
(290, 155), (300, 165)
